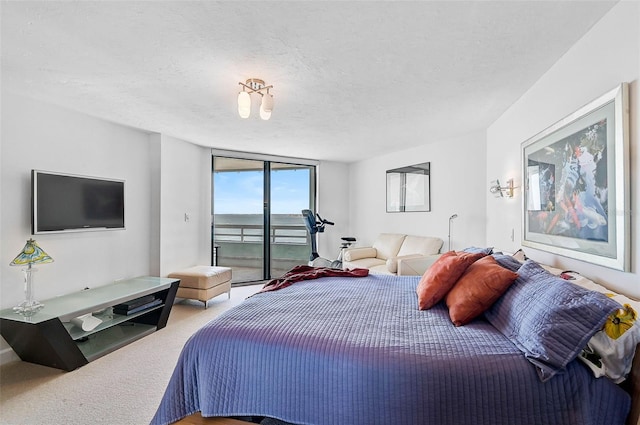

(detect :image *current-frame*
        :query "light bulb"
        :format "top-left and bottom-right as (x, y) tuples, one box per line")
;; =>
(259, 101), (271, 120)
(261, 93), (274, 113)
(238, 91), (251, 118)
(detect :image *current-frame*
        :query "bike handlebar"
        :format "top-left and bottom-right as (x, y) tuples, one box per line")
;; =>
(316, 213), (334, 226)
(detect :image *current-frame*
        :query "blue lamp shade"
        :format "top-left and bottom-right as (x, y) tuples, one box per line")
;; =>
(10, 238), (54, 267)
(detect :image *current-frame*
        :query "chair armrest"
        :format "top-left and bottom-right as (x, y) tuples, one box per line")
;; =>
(343, 247), (377, 262)
(386, 254), (423, 274)
(397, 254), (443, 276)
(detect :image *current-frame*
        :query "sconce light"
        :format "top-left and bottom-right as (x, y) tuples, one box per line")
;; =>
(237, 78), (274, 120)
(489, 179), (517, 198)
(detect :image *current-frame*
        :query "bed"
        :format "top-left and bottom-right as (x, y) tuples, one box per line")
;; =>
(152, 257), (637, 425)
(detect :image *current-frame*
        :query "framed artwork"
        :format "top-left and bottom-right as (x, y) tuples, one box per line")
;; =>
(521, 83), (629, 271)
(386, 162), (430, 212)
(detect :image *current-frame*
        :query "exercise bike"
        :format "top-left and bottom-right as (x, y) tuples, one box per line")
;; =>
(302, 209), (356, 269)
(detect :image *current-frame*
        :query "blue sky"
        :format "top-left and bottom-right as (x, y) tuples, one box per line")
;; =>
(214, 168), (311, 214)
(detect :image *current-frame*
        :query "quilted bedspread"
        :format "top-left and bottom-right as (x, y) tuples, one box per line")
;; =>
(152, 274), (630, 425)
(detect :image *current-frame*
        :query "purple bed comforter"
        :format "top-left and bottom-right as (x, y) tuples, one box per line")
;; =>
(152, 274), (630, 425)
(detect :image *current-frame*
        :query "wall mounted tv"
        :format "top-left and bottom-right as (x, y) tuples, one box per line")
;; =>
(32, 170), (125, 234)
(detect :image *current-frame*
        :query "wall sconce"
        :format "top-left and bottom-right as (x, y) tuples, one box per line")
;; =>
(237, 78), (274, 120)
(489, 179), (517, 198)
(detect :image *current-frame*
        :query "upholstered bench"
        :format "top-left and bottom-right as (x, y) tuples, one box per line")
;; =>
(168, 266), (232, 308)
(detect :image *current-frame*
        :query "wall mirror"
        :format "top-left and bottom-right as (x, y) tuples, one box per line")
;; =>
(386, 162), (431, 212)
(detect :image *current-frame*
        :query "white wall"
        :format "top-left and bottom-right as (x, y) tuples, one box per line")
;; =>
(316, 161), (350, 260)
(157, 134), (212, 276)
(348, 130), (487, 251)
(150, 134), (162, 275)
(487, 1), (640, 298)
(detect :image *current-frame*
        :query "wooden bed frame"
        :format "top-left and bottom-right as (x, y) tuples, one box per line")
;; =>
(174, 413), (246, 425)
(173, 345), (640, 425)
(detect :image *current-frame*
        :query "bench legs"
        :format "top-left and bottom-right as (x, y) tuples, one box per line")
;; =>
(200, 290), (232, 309)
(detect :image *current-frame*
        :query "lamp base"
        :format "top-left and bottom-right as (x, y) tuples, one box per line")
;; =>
(14, 266), (44, 317)
(13, 299), (44, 317)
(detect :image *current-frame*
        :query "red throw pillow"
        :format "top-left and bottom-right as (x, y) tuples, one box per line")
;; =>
(416, 251), (485, 310)
(445, 255), (519, 326)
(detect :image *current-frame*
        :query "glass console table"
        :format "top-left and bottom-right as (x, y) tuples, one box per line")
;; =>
(0, 276), (179, 371)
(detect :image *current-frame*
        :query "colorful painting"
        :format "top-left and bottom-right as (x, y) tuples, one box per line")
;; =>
(526, 120), (607, 242)
(522, 84), (629, 271)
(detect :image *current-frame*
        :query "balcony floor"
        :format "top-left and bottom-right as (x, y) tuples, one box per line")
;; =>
(229, 265), (293, 286)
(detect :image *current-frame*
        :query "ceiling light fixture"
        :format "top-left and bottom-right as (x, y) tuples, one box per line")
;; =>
(237, 78), (274, 120)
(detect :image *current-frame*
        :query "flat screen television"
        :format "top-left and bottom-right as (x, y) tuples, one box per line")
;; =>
(32, 170), (125, 234)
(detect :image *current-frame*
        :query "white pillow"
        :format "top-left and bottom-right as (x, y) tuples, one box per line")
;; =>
(562, 271), (640, 384)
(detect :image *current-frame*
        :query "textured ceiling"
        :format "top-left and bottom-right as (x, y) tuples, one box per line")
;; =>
(1, 1), (616, 163)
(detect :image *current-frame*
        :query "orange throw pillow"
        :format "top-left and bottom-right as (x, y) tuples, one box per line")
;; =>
(445, 255), (518, 326)
(416, 251), (485, 310)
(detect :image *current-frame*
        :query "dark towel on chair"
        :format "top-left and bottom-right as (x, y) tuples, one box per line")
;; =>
(259, 265), (369, 293)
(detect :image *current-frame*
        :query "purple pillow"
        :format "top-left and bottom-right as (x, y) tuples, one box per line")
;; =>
(485, 260), (620, 382)
(491, 253), (522, 272)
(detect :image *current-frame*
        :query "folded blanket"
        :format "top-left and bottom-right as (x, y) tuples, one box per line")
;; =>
(259, 265), (369, 293)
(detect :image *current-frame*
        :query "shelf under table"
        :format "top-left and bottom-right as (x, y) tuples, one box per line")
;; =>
(63, 304), (165, 340)
(77, 322), (157, 361)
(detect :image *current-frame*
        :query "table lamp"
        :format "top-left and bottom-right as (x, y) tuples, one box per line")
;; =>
(10, 238), (54, 316)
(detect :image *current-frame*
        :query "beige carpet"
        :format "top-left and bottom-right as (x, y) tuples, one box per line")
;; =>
(0, 284), (263, 425)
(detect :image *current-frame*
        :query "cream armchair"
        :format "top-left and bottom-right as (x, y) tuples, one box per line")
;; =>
(342, 233), (443, 276)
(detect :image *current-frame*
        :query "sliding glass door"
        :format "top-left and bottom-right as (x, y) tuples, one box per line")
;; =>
(212, 157), (265, 283)
(212, 156), (315, 284)
(269, 163), (315, 278)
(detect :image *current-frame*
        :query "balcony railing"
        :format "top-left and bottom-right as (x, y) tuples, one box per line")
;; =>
(214, 223), (310, 245)
(212, 217), (311, 280)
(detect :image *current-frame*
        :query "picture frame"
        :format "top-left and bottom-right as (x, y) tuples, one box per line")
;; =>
(386, 162), (431, 212)
(521, 83), (629, 271)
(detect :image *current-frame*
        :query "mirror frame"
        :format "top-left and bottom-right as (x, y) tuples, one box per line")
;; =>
(386, 162), (431, 212)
